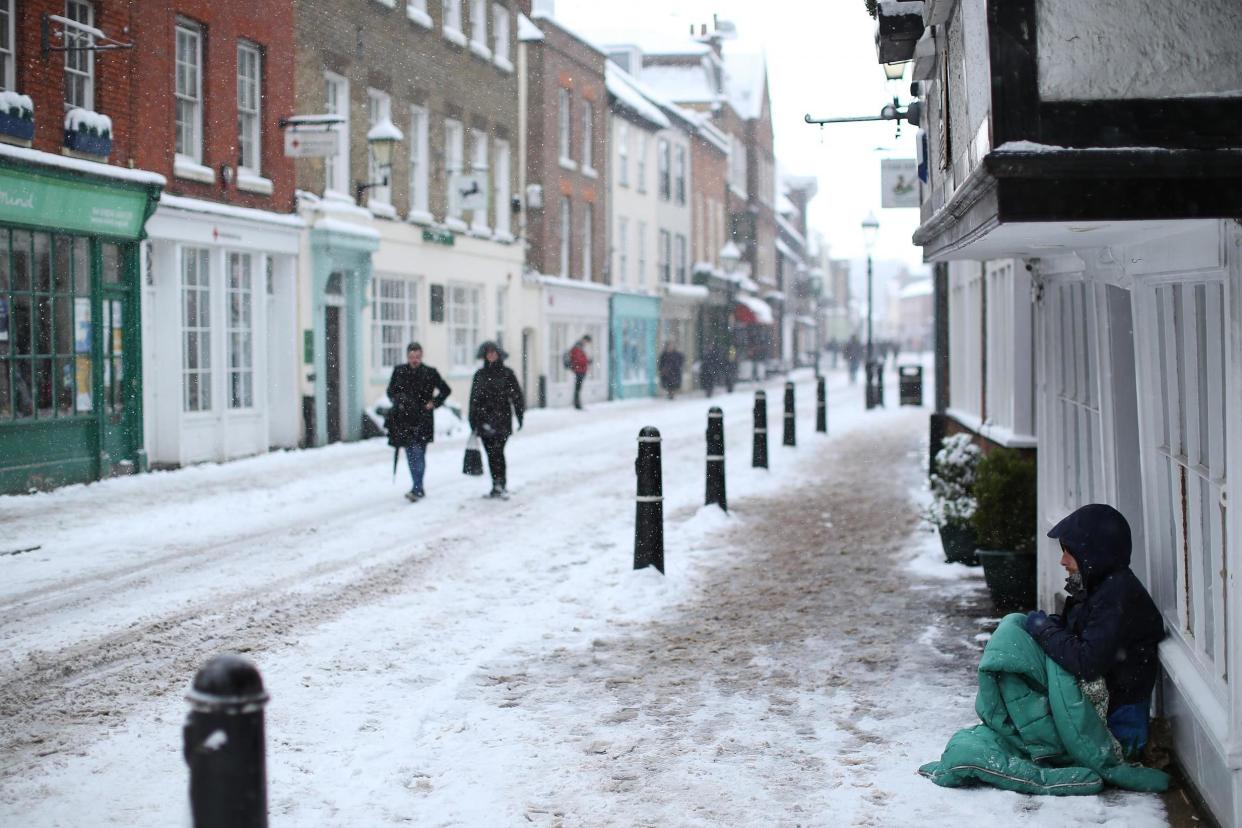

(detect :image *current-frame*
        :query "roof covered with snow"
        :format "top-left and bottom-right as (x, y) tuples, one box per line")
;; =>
(640, 61), (721, 106)
(723, 49), (768, 120)
(517, 13), (544, 42)
(0, 142), (165, 187)
(606, 63), (671, 130)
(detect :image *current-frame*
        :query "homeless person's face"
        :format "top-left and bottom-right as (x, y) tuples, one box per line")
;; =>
(1060, 545), (1080, 574)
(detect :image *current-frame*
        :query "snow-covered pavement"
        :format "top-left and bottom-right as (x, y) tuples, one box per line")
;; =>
(0, 364), (1169, 826)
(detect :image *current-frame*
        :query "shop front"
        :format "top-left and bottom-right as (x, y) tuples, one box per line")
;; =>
(659, 283), (705, 392)
(537, 275), (610, 408)
(0, 149), (162, 494)
(609, 291), (660, 400)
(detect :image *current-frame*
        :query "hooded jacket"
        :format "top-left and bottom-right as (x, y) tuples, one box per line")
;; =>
(468, 348), (524, 439)
(1029, 504), (1164, 711)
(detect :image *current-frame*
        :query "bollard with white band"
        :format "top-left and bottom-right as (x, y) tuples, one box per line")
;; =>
(634, 426), (665, 573)
(705, 407), (727, 511)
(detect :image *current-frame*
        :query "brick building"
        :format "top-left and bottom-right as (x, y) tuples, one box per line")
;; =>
(0, 1), (165, 492)
(134, 0), (304, 468)
(293, 0), (524, 442)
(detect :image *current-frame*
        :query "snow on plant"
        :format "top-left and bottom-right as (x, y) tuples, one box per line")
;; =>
(925, 433), (980, 527)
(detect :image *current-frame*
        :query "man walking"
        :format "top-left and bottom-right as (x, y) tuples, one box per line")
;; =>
(385, 342), (451, 502)
(569, 334), (591, 410)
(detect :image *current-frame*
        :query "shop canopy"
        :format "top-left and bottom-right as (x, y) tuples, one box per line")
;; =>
(734, 295), (774, 325)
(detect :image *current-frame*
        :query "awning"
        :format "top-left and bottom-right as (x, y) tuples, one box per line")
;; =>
(735, 295), (774, 325)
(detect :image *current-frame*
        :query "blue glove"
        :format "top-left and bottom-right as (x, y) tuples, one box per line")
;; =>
(1023, 610), (1051, 637)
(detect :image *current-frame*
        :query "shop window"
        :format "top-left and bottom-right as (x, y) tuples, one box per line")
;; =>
(446, 283), (480, 371)
(372, 275), (420, 371)
(0, 230), (94, 421)
(429, 284), (444, 322)
(621, 319), (648, 383)
(236, 42), (263, 176)
(64, 1), (94, 111)
(227, 253), (254, 409)
(181, 247), (211, 412)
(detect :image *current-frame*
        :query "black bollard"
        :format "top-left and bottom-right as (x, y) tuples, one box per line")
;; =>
(752, 390), (768, 469)
(634, 426), (664, 574)
(184, 654), (269, 828)
(783, 381), (796, 446)
(705, 407), (727, 511)
(816, 376), (827, 433)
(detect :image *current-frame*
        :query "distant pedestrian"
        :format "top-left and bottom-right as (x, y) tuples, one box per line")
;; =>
(701, 343), (722, 397)
(844, 334), (863, 385)
(385, 342), (451, 502)
(569, 334), (591, 410)
(469, 341), (525, 499)
(657, 342), (685, 400)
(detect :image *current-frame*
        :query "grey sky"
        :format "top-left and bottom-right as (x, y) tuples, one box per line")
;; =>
(554, 0), (928, 274)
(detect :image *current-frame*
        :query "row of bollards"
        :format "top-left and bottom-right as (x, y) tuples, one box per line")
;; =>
(635, 376), (829, 574)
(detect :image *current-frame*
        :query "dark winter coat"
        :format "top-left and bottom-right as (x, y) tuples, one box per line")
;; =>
(1027, 504), (1165, 712)
(468, 360), (525, 440)
(385, 363), (451, 447)
(658, 350), (685, 390)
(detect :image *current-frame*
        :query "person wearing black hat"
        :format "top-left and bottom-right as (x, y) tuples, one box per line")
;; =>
(1023, 503), (1165, 757)
(468, 341), (524, 499)
(385, 342), (451, 502)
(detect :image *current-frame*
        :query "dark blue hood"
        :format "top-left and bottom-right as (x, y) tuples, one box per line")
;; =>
(1048, 503), (1132, 588)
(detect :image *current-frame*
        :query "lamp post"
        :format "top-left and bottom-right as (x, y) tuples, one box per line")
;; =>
(718, 241), (742, 384)
(355, 118), (402, 205)
(861, 212), (880, 409)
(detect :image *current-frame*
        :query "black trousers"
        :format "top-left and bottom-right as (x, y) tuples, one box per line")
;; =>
(481, 436), (507, 488)
(573, 373), (585, 408)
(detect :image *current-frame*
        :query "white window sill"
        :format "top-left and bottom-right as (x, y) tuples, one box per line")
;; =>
(469, 41), (492, 60)
(368, 199), (398, 219)
(372, 0), (396, 6)
(406, 7), (432, 26)
(444, 216), (468, 232)
(174, 155), (215, 184)
(729, 184), (747, 199)
(468, 223), (492, 238)
(558, 157), (577, 171)
(493, 54), (514, 73)
(442, 26), (468, 47)
(493, 230), (515, 244)
(237, 171), (273, 195)
(406, 209), (435, 226)
(581, 166), (598, 179)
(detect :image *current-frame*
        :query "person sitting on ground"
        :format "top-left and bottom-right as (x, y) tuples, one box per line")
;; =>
(1024, 503), (1165, 758)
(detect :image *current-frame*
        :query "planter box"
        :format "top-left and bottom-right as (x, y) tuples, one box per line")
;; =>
(0, 112), (34, 142)
(64, 130), (111, 157)
(938, 522), (979, 566)
(977, 549), (1037, 611)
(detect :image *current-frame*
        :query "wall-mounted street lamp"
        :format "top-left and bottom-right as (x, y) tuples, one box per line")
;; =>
(355, 118), (402, 205)
(804, 60), (919, 135)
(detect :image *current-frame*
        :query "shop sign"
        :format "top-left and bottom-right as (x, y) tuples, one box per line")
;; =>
(880, 159), (919, 208)
(284, 128), (340, 158)
(422, 229), (455, 246)
(0, 165), (150, 237)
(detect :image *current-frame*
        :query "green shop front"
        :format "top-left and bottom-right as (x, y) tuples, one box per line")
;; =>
(0, 154), (162, 494)
(609, 292), (660, 399)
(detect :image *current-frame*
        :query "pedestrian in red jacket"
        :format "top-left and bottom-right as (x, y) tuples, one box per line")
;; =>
(569, 334), (591, 410)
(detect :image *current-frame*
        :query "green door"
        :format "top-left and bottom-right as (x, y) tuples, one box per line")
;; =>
(98, 243), (140, 475)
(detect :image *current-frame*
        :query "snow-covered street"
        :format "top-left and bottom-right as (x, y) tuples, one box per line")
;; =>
(0, 367), (1168, 826)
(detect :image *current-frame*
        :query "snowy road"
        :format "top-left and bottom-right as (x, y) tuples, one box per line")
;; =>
(0, 364), (1168, 826)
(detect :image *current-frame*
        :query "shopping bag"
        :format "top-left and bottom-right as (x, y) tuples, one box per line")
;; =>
(463, 432), (484, 476)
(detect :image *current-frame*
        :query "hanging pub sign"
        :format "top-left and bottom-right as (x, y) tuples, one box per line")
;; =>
(450, 172), (489, 212)
(280, 115), (344, 158)
(880, 158), (919, 208)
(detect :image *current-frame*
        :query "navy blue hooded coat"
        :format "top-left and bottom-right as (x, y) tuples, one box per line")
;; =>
(1029, 504), (1165, 711)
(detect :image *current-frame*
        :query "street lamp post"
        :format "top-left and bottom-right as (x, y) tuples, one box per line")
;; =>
(861, 212), (880, 409)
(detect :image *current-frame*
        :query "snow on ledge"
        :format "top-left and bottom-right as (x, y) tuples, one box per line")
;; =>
(406, 7), (432, 27)
(991, 140), (1216, 154)
(237, 170), (273, 195)
(159, 193), (304, 228)
(174, 155), (215, 184)
(64, 107), (112, 135)
(0, 141), (165, 187)
(314, 216), (381, 240)
(517, 13), (543, 41)
(663, 283), (709, 300)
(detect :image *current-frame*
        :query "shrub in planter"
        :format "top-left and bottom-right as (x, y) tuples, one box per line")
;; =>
(63, 107), (112, 158)
(926, 432), (981, 565)
(971, 446), (1038, 610)
(0, 91), (34, 142)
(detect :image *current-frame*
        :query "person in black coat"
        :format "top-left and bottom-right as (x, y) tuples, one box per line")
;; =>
(657, 342), (685, 400)
(385, 342), (451, 501)
(468, 341), (524, 498)
(1024, 503), (1165, 757)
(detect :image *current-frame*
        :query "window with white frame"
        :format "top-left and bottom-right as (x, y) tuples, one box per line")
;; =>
(581, 202), (593, 279)
(0, 0), (13, 91)
(657, 138), (670, 201)
(469, 0), (488, 52)
(447, 283), (481, 370)
(237, 42), (262, 175)
(469, 129), (489, 232)
(1140, 278), (1229, 684)
(674, 144), (687, 205)
(367, 90), (394, 206)
(558, 88), (573, 165)
(324, 72), (349, 195)
(443, 0), (462, 34)
(492, 3), (510, 66)
(443, 118), (464, 222)
(658, 229), (671, 282)
(984, 259), (1034, 439)
(181, 248), (212, 412)
(617, 121), (629, 187)
(559, 196), (571, 278)
(581, 101), (594, 172)
(729, 134), (747, 195)
(636, 132), (648, 193)
(493, 138), (511, 237)
(64, 1), (94, 111)
(636, 220), (647, 285)
(947, 260), (983, 419)
(227, 253), (254, 409)
(408, 105), (430, 219)
(616, 217), (629, 285)
(175, 21), (203, 162)
(495, 285), (507, 349)
(1049, 280), (1105, 511)
(674, 234), (687, 284)
(372, 275), (420, 371)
